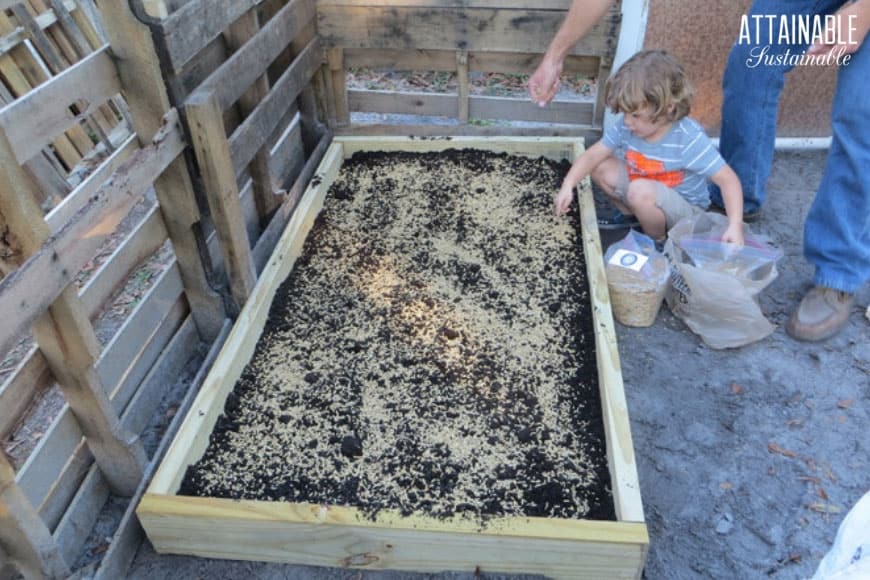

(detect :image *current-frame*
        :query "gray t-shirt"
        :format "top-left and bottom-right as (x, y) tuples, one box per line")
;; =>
(602, 116), (725, 207)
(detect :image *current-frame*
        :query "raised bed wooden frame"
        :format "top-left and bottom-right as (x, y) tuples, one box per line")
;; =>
(138, 136), (648, 580)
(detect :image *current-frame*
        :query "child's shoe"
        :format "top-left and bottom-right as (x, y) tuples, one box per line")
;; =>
(708, 204), (763, 223)
(598, 210), (640, 230)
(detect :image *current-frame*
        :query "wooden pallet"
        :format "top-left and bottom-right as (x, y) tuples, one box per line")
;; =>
(138, 136), (648, 580)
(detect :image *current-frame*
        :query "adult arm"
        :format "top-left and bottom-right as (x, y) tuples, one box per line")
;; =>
(529, 0), (616, 106)
(554, 141), (613, 215)
(807, 0), (870, 56)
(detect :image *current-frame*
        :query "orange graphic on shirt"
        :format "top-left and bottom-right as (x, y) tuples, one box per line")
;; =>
(625, 150), (684, 188)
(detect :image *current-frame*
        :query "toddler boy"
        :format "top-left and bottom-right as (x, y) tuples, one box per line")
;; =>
(555, 50), (744, 247)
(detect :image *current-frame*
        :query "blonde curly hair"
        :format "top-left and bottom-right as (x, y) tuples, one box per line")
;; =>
(604, 50), (694, 123)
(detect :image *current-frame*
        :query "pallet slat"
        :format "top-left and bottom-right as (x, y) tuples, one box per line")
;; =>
(0, 205), (167, 441)
(0, 11), (83, 169)
(1, 130), (147, 499)
(191, 0), (316, 112)
(79, 206), (168, 319)
(0, 348), (51, 440)
(100, 0), (228, 343)
(457, 50), (469, 122)
(0, 1), (79, 56)
(47, 0), (92, 58)
(39, 442), (90, 533)
(159, 0), (259, 73)
(120, 314), (199, 437)
(16, 265), (185, 517)
(343, 48), (599, 76)
(0, 112), (184, 361)
(251, 129), (332, 274)
(469, 95), (594, 124)
(52, 308), (195, 566)
(16, 411), (82, 512)
(93, 319), (228, 580)
(46, 133), (138, 232)
(267, 116), (304, 193)
(228, 37), (321, 177)
(335, 124), (599, 139)
(226, 7), (281, 222)
(52, 463), (109, 565)
(347, 89), (594, 124)
(0, 19), (116, 165)
(9, 5), (68, 76)
(318, 6), (617, 57)
(0, 456), (69, 578)
(23, 151), (70, 203)
(185, 92), (256, 311)
(100, 268), (187, 413)
(348, 89), (454, 118)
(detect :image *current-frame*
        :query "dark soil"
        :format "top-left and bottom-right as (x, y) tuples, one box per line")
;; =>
(179, 149), (616, 523)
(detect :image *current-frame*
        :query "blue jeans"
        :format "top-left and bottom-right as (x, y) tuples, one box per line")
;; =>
(712, 0), (870, 293)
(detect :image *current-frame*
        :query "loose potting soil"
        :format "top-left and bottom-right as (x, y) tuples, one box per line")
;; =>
(180, 148), (615, 522)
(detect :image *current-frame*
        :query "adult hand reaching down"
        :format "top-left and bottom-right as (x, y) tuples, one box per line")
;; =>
(528, 0), (615, 107)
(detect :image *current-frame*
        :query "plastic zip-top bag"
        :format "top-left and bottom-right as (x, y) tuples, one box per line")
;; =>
(812, 491), (870, 580)
(604, 230), (670, 327)
(678, 233), (782, 293)
(664, 212), (782, 349)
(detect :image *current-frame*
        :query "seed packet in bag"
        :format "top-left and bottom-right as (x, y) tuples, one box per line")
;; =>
(604, 230), (670, 327)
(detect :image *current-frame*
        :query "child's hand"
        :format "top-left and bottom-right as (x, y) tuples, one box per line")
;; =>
(721, 222), (744, 247)
(554, 186), (574, 215)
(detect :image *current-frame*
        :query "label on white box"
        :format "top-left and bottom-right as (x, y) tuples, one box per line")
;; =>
(608, 249), (649, 272)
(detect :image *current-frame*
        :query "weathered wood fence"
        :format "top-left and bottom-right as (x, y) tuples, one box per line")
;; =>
(320, 0), (620, 136)
(0, 0), (619, 578)
(0, 1), (222, 578)
(0, 0), (325, 577)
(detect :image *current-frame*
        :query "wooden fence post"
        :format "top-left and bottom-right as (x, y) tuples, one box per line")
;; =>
(289, 22), (327, 153)
(185, 91), (257, 311)
(457, 50), (470, 123)
(328, 48), (349, 125)
(0, 131), (147, 497)
(0, 455), (69, 580)
(594, 58), (610, 127)
(0, 11), (86, 170)
(97, 0), (227, 341)
(226, 8), (282, 224)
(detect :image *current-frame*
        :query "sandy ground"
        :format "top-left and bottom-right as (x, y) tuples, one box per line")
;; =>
(126, 149), (869, 580)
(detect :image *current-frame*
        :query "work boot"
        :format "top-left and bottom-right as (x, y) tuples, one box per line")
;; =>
(786, 286), (855, 342)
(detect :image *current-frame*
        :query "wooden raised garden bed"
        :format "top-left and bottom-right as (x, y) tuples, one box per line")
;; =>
(138, 136), (648, 579)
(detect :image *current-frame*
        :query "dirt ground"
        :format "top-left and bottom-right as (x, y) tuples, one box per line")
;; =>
(125, 149), (869, 580)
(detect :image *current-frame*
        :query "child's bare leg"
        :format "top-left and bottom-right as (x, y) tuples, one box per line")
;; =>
(591, 158), (632, 215)
(625, 179), (667, 240)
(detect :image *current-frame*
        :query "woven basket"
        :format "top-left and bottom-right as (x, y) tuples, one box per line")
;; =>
(606, 259), (668, 327)
(607, 280), (666, 327)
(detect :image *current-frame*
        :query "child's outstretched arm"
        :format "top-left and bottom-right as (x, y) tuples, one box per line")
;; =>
(555, 141), (612, 215)
(709, 165), (744, 246)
